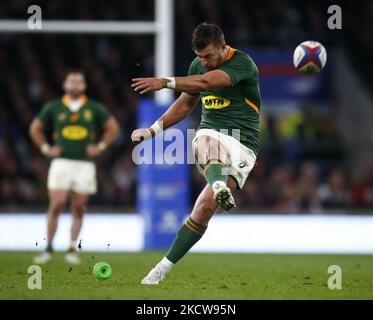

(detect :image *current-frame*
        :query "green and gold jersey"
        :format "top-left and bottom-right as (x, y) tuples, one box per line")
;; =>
(38, 95), (111, 161)
(188, 47), (261, 155)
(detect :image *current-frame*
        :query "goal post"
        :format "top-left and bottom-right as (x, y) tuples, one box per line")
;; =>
(0, 0), (174, 105)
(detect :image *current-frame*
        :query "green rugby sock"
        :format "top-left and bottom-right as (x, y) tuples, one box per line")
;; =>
(166, 217), (207, 264)
(204, 160), (227, 186)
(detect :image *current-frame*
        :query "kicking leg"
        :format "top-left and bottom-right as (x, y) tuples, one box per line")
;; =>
(194, 134), (236, 211)
(141, 178), (237, 284)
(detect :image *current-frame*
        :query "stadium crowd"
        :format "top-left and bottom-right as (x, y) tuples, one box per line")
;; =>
(1, 0), (372, 212)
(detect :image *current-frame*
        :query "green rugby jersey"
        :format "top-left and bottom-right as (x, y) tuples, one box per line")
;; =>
(188, 47), (261, 155)
(38, 95), (111, 161)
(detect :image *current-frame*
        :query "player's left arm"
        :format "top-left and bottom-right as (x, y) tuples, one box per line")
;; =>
(131, 70), (232, 95)
(99, 116), (120, 149)
(86, 116), (120, 157)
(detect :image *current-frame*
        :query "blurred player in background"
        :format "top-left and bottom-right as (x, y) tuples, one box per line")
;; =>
(29, 70), (120, 264)
(131, 23), (261, 284)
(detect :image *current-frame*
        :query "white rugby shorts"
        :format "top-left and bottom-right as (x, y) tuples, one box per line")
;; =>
(192, 128), (257, 189)
(47, 158), (97, 195)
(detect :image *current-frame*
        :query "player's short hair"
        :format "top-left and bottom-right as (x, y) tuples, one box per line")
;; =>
(64, 69), (85, 80)
(192, 23), (225, 51)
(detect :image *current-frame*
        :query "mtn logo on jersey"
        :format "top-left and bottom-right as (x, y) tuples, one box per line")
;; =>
(202, 96), (231, 109)
(61, 125), (89, 140)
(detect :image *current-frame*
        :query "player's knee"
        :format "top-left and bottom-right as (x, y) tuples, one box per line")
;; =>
(50, 198), (66, 212)
(193, 135), (213, 164)
(71, 203), (85, 217)
(194, 134), (223, 163)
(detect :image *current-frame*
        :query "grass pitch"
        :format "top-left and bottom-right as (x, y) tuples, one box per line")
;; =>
(0, 251), (372, 299)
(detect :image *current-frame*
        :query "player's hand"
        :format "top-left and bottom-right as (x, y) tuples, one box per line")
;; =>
(86, 144), (103, 158)
(131, 78), (165, 94)
(45, 145), (62, 158)
(131, 128), (152, 145)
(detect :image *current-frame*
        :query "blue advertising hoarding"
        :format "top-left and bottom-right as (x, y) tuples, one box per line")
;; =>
(136, 99), (189, 250)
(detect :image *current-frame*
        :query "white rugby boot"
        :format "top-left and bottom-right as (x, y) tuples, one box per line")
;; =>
(33, 251), (53, 264)
(212, 181), (236, 211)
(65, 251), (81, 265)
(141, 265), (167, 285)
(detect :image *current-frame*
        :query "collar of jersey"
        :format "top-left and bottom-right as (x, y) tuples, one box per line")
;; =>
(224, 46), (236, 62)
(61, 95), (88, 108)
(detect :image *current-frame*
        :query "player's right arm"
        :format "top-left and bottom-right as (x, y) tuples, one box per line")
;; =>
(131, 92), (199, 144)
(29, 117), (62, 158)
